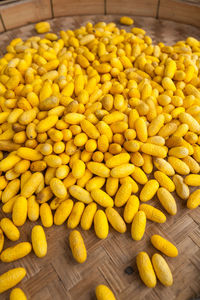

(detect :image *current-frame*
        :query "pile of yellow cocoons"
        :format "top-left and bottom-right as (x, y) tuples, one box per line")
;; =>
(0, 15), (200, 298)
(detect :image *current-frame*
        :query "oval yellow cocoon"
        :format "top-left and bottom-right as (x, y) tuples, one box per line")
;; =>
(140, 180), (159, 202)
(1, 242), (32, 263)
(152, 253), (173, 286)
(136, 252), (156, 288)
(54, 199), (74, 225)
(10, 288), (27, 300)
(131, 211), (146, 241)
(94, 210), (109, 239)
(151, 234), (178, 257)
(91, 189), (114, 208)
(157, 187), (177, 215)
(95, 284), (116, 300)
(31, 225), (47, 258)
(0, 268), (26, 294)
(106, 207), (126, 233)
(69, 230), (87, 263)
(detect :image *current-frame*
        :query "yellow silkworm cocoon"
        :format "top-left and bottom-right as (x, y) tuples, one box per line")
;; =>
(173, 174), (189, 200)
(21, 172), (43, 198)
(193, 144), (200, 162)
(95, 284), (116, 300)
(50, 178), (67, 199)
(148, 114), (165, 136)
(103, 111), (124, 124)
(35, 21), (50, 33)
(168, 146), (189, 158)
(40, 203), (53, 228)
(67, 202), (85, 229)
(37, 186), (54, 204)
(77, 169), (93, 188)
(179, 112), (200, 133)
(168, 156), (190, 175)
(14, 160), (30, 174)
(69, 230), (87, 263)
(173, 123), (189, 137)
(87, 162), (110, 177)
(142, 154), (153, 174)
(54, 199), (74, 225)
(94, 209), (109, 239)
(131, 211), (146, 241)
(0, 154), (20, 172)
(27, 195), (39, 221)
(140, 204), (166, 223)
(56, 165), (70, 179)
(131, 152), (144, 167)
(0, 176), (7, 191)
(10, 288), (27, 300)
(106, 177), (119, 196)
(120, 16), (134, 25)
(80, 119), (100, 139)
(74, 133), (88, 147)
(153, 157), (175, 176)
(17, 147), (43, 161)
(140, 180), (159, 202)
(72, 159), (86, 179)
(151, 234), (178, 257)
(123, 140), (140, 153)
(31, 225), (47, 258)
(154, 171), (175, 192)
(141, 143), (167, 158)
(110, 121), (128, 134)
(114, 182), (132, 207)
(164, 59), (176, 79)
(152, 253), (173, 287)
(44, 155), (62, 168)
(64, 113), (85, 125)
(69, 185), (93, 204)
(106, 153), (130, 168)
(157, 187), (177, 215)
(147, 136), (165, 146)
(1, 242), (32, 263)
(131, 166), (148, 185)
(187, 189), (200, 209)
(81, 202), (97, 230)
(0, 218), (20, 241)
(12, 196), (27, 226)
(166, 136), (184, 148)
(136, 252), (157, 288)
(2, 179), (20, 203)
(184, 174), (200, 186)
(123, 195), (139, 223)
(18, 108), (37, 125)
(86, 177), (105, 192)
(91, 188), (113, 207)
(106, 207), (126, 233)
(2, 196), (18, 214)
(0, 229), (4, 253)
(135, 117), (148, 143)
(0, 268), (26, 294)
(36, 115), (58, 133)
(96, 121), (113, 143)
(110, 163), (135, 178)
(162, 77), (176, 91)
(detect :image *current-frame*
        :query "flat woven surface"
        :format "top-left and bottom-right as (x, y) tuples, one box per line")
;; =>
(0, 15), (200, 300)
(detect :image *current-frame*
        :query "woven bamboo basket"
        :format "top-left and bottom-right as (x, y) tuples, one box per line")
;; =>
(0, 1), (200, 299)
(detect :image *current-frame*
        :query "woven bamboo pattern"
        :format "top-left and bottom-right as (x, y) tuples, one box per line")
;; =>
(0, 15), (200, 300)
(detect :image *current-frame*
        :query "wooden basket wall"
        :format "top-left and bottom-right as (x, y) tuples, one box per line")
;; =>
(0, 0), (199, 33)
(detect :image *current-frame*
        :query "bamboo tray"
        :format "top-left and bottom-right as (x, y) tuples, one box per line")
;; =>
(0, 1), (200, 299)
